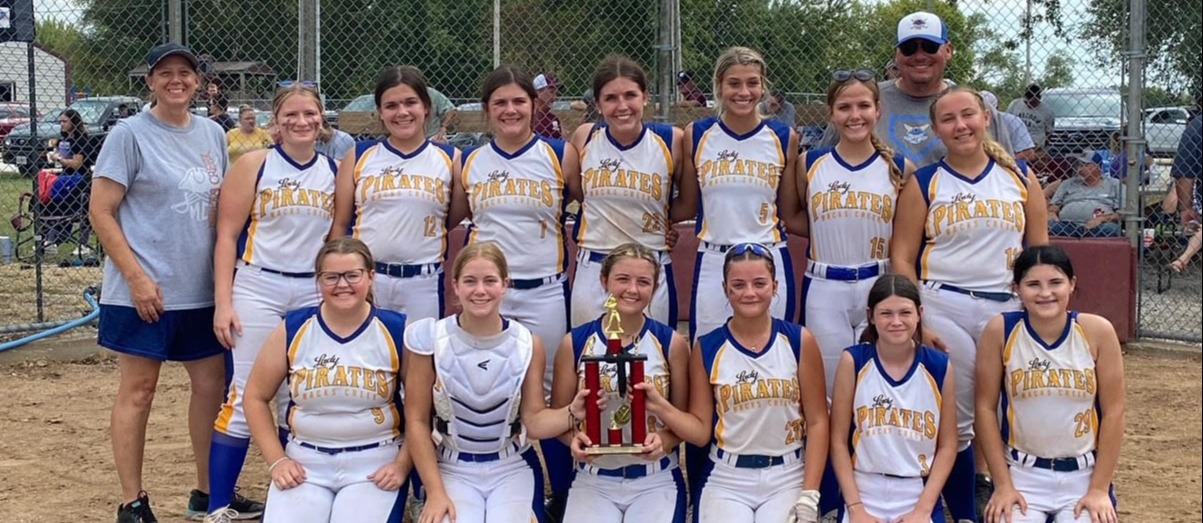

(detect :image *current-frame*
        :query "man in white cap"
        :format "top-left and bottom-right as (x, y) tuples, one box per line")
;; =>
(982, 90), (1035, 161)
(533, 72), (563, 139)
(819, 11), (1014, 167)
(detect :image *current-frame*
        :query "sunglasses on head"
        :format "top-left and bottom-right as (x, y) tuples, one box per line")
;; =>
(898, 39), (942, 57)
(832, 69), (876, 83)
(278, 79), (318, 89)
(729, 243), (772, 258)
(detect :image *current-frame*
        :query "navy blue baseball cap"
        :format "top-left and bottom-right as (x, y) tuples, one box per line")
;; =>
(146, 43), (200, 72)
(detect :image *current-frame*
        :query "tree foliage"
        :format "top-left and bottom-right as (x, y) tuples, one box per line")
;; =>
(1082, 0), (1201, 95)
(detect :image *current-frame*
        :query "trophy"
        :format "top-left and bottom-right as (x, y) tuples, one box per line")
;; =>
(581, 294), (648, 455)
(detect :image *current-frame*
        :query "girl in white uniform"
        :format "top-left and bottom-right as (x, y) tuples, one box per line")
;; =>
(404, 242), (588, 523)
(332, 66), (469, 321)
(891, 85), (1049, 523)
(244, 238), (412, 523)
(798, 69), (914, 398)
(552, 244), (691, 522)
(681, 46), (803, 342)
(648, 244), (828, 523)
(569, 56), (690, 328)
(829, 274), (957, 523)
(206, 84), (336, 520)
(976, 246), (1124, 523)
(460, 66), (582, 511)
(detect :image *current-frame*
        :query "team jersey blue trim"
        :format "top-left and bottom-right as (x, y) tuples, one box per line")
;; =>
(431, 141), (458, 162)
(284, 306), (320, 349)
(1023, 310), (1078, 351)
(353, 140), (378, 163)
(316, 305), (379, 344)
(913, 162), (941, 207)
(697, 326), (727, 376)
(320, 152), (338, 174)
(649, 122), (676, 153)
(848, 342), (948, 389)
(381, 137), (430, 160)
(804, 147), (831, 176)
(688, 250), (704, 342)
(605, 123), (648, 152)
(583, 121), (603, 147)
(235, 162), (266, 261)
(779, 246), (798, 324)
(939, 158), (996, 185)
(690, 117), (718, 159)
(570, 321), (597, 364)
(765, 119), (792, 156)
(460, 145), (482, 168)
(832, 149), (881, 172)
(1002, 311), (1026, 349)
(723, 319), (785, 360)
(893, 152), (907, 176)
(274, 144), (320, 171)
(376, 309), (409, 354)
(718, 118), (768, 141)
(777, 318), (804, 362)
(543, 136), (568, 164)
(490, 135), (540, 160)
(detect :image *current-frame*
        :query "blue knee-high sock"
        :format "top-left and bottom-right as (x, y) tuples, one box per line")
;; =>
(943, 445), (978, 522)
(208, 432), (250, 511)
(818, 457), (842, 514)
(541, 437), (573, 495)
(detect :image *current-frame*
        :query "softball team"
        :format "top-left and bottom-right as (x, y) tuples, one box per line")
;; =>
(206, 83), (337, 520)
(331, 66), (468, 322)
(553, 243), (691, 523)
(569, 57), (690, 328)
(91, 43), (1126, 523)
(682, 46), (803, 342)
(976, 246), (1123, 523)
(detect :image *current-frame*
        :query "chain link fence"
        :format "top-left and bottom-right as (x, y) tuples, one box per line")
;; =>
(1, 0), (1199, 342)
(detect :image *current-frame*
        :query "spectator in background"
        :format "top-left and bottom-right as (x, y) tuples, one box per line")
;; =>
(883, 58), (900, 81)
(226, 104), (273, 164)
(675, 70), (707, 107)
(117, 104), (133, 119)
(1048, 150), (1123, 237)
(569, 87), (599, 122)
(314, 120), (354, 161)
(43, 108), (96, 255)
(208, 95), (237, 131)
(818, 11), (1014, 166)
(533, 72), (564, 139)
(760, 90), (796, 127)
(1006, 84), (1055, 157)
(424, 87), (458, 142)
(982, 90), (1035, 161)
(1170, 91), (1202, 271)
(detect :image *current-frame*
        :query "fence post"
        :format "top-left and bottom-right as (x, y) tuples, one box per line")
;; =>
(1124, 0), (1145, 250)
(298, 0), (318, 82)
(167, 0), (183, 44)
(656, 0), (676, 123)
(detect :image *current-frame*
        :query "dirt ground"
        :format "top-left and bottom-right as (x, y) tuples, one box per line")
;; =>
(0, 344), (1198, 522)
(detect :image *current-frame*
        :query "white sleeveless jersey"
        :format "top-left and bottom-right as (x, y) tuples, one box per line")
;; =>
(699, 318), (805, 456)
(847, 343), (947, 477)
(692, 117), (791, 245)
(577, 123), (674, 252)
(351, 140), (455, 265)
(405, 316), (534, 455)
(804, 149), (901, 266)
(1001, 311), (1099, 459)
(283, 306), (407, 448)
(570, 316), (679, 470)
(237, 147), (336, 273)
(917, 159), (1029, 292)
(462, 137), (568, 279)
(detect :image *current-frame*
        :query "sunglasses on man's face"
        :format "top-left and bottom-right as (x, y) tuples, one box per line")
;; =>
(832, 69), (876, 83)
(898, 39), (942, 57)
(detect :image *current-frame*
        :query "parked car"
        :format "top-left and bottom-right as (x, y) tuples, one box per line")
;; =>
(1042, 87), (1123, 156)
(0, 103), (38, 144)
(2, 96), (143, 176)
(1144, 106), (1190, 156)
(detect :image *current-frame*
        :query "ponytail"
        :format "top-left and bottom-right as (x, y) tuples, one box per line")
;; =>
(869, 133), (905, 190)
(982, 134), (1022, 180)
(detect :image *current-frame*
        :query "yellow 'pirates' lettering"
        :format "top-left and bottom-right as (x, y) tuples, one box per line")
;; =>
(582, 167), (665, 200)
(715, 377), (799, 414)
(855, 405), (938, 440)
(358, 172), (448, 205)
(810, 190), (894, 222)
(929, 199), (1025, 237)
(257, 187), (335, 217)
(1009, 368), (1096, 398)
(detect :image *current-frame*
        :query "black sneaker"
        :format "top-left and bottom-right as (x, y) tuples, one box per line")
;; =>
(186, 488), (265, 521)
(544, 492), (567, 523)
(116, 491), (158, 523)
(975, 473), (994, 522)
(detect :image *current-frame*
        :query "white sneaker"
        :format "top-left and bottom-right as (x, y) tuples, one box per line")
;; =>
(77, 245), (93, 256)
(42, 243), (58, 255)
(203, 507), (238, 523)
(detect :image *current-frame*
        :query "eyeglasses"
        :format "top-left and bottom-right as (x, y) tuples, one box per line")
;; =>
(729, 243), (772, 258)
(832, 69), (876, 83)
(278, 80), (318, 90)
(317, 269), (367, 287)
(898, 39), (942, 57)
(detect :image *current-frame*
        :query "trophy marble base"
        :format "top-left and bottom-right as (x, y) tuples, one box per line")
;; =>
(584, 444), (645, 456)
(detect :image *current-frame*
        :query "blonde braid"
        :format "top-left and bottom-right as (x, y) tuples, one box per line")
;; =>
(982, 135), (1022, 179)
(869, 133), (904, 190)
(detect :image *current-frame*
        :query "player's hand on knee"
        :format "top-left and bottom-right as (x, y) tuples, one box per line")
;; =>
(921, 326), (948, 352)
(420, 491), (457, 523)
(367, 461), (407, 491)
(985, 485), (1027, 523)
(640, 432), (665, 461)
(1074, 488), (1116, 523)
(270, 458), (306, 490)
(891, 507), (932, 523)
(213, 304), (243, 349)
(846, 504), (884, 523)
(634, 382), (668, 417)
(570, 431), (596, 462)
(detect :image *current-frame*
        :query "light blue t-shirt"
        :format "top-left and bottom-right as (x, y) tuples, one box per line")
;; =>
(315, 129), (354, 162)
(94, 111), (228, 310)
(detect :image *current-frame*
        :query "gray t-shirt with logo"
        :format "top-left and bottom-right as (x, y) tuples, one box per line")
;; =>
(819, 80), (1014, 167)
(1051, 176), (1121, 224)
(1006, 99), (1056, 149)
(94, 111), (228, 310)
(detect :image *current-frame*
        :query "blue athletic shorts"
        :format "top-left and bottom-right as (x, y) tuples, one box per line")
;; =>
(98, 305), (224, 362)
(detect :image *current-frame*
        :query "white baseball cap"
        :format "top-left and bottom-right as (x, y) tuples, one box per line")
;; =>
(980, 90), (999, 110)
(897, 11), (948, 45)
(533, 73), (562, 91)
